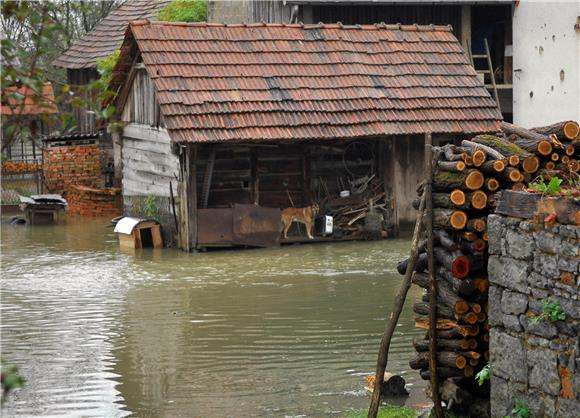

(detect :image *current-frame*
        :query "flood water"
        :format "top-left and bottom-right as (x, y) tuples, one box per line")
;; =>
(1, 216), (427, 417)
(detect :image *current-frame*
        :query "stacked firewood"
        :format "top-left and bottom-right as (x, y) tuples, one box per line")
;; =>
(400, 120), (579, 415)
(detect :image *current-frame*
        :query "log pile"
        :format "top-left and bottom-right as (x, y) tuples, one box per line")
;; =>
(400, 120), (579, 416)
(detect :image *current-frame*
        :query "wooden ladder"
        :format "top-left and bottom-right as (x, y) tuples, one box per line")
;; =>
(469, 38), (501, 112)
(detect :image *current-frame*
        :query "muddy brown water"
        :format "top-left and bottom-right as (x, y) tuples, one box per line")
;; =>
(1, 216), (427, 417)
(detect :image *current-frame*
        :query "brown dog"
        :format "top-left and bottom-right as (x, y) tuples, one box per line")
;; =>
(281, 204), (318, 239)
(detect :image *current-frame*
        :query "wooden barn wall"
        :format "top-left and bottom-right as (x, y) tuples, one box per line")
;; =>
(384, 135), (425, 231)
(121, 68), (162, 128)
(309, 5), (462, 39)
(121, 123), (179, 245)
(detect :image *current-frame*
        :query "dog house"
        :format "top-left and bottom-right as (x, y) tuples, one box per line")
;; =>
(114, 217), (163, 249)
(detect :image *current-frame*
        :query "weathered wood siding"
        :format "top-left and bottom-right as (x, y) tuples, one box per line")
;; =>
(383, 135), (425, 231)
(121, 68), (162, 127)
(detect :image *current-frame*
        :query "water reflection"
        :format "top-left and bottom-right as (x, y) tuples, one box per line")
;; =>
(1, 216), (426, 417)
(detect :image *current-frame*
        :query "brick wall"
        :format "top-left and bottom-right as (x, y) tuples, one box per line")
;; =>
(488, 214), (579, 417)
(43, 143), (102, 194)
(67, 185), (122, 217)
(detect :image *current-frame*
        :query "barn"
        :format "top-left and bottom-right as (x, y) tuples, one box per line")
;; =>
(108, 21), (502, 250)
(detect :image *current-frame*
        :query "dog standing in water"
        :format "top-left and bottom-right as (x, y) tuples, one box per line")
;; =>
(281, 204), (319, 239)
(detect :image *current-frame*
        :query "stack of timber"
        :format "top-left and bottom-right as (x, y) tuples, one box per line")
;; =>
(402, 120), (579, 416)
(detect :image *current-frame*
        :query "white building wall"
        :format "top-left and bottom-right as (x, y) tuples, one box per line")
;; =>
(512, 1), (580, 128)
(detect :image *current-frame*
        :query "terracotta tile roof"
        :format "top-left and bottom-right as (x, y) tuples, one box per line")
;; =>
(1, 83), (58, 115)
(112, 21), (502, 143)
(53, 0), (170, 69)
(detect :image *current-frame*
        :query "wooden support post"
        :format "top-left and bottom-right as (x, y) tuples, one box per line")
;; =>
(368, 193), (426, 418)
(425, 133), (444, 418)
(178, 146), (190, 251)
(178, 145), (198, 251)
(189, 145), (198, 250)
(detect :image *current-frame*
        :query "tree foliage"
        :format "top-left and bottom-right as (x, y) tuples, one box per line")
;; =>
(1, 1), (121, 152)
(157, 0), (207, 23)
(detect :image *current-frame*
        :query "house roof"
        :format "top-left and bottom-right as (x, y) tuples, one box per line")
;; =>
(1, 83), (58, 116)
(111, 21), (502, 143)
(52, 0), (170, 70)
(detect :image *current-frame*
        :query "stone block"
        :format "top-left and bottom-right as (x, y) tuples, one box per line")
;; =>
(506, 229), (534, 259)
(560, 238), (580, 259)
(503, 313), (523, 332)
(491, 329), (526, 382)
(501, 290), (528, 315)
(528, 348), (560, 396)
(534, 230), (561, 254)
(490, 375), (510, 418)
(521, 314), (558, 339)
(489, 256), (530, 293)
(556, 398), (580, 418)
(487, 215), (505, 256)
(557, 256), (579, 273)
(559, 299), (580, 321)
(533, 253), (560, 278)
(523, 390), (556, 418)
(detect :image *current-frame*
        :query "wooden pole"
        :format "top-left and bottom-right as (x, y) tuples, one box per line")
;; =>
(368, 182), (427, 418)
(425, 133), (444, 418)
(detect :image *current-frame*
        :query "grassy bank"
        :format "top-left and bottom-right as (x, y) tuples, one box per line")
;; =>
(345, 404), (417, 418)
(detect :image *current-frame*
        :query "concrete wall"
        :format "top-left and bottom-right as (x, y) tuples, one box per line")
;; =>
(512, 1), (580, 127)
(487, 214), (580, 417)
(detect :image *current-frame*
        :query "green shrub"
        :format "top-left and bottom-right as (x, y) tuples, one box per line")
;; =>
(157, 0), (206, 22)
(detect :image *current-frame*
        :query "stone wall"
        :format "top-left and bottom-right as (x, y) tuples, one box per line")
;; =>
(487, 214), (579, 417)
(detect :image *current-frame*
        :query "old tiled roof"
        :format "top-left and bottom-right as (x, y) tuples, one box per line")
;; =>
(1, 83), (58, 115)
(52, 0), (170, 69)
(112, 21), (502, 143)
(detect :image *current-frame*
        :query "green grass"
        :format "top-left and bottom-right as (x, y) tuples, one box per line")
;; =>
(344, 404), (417, 418)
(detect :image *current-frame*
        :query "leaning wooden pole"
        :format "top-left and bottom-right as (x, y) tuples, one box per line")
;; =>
(368, 193), (426, 418)
(425, 134), (444, 418)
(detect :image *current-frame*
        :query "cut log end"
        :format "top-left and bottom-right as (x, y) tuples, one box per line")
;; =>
(551, 153), (560, 162)
(486, 178), (500, 192)
(537, 140), (553, 156)
(450, 189), (466, 206)
(507, 168), (523, 182)
(455, 300), (470, 315)
(563, 121), (580, 139)
(450, 211), (468, 230)
(472, 149), (486, 167)
(508, 155), (520, 166)
(569, 160), (580, 173)
(452, 255), (470, 279)
(493, 160), (506, 172)
(465, 170), (484, 190)
(470, 190), (488, 210)
(522, 155), (540, 173)
(455, 355), (467, 369)
(545, 161), (556, 170)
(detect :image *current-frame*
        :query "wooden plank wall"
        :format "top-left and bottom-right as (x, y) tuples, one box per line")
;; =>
(121, 68), (162, 128)
(194, 140), (379, 210)
(122, 123), (178, 197)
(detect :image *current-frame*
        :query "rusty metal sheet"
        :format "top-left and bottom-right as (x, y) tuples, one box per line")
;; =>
(232, 204), (281, 247)
(197, 208), (233, 246)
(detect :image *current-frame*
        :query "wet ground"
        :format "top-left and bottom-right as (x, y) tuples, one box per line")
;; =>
(1, 216), (427, 417)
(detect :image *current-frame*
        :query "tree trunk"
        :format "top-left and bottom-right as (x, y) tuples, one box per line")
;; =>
(413, 191), (468, 210)
(433, 170), (484, 191)
(409, 351), (468, 370)
(531, 120), (580, 141)
(461, 139), (504, 160)
(471, 135), (529, 157)
(432, 209), (468, 230)
(437, 160), (466, 172)
(396, 252), (428, 275)
(433, 247), (470, 279)
(481, 159), (506, 174)
(414, 338), (472, 352)
(513, 137), (553, 156)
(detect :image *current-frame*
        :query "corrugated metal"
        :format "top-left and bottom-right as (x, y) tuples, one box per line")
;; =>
(111, 21), (502, 143)
(53, 0), (170, 69)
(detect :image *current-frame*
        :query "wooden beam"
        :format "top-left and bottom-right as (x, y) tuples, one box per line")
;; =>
(188, 145), (198, 250)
